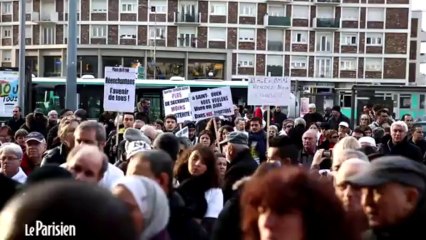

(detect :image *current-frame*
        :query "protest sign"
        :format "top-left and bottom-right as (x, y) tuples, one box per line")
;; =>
(163, 86), (192, 123)
(103, 67), (136, 112)
(175, 126), (189, 138)
(190, 87), (233, 121)
(247, 77), (291, 106)
(0, 70), (19, 117)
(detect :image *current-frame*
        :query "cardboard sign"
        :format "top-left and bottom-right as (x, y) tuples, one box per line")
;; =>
(0, 71), (19, 117)
(190, 87), (233, 121)
(175, 126), (189, 138)
(103, 67), (137, 112)
(163, 87), (192, 123)
(247, 77), (291, 106)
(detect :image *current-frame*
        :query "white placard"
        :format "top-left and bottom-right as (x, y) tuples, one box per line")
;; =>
(103, 67), (137, 112)
(247, 77), (291, 106)
(190, 87), (233, 121)
(0, 71), (19, 117)
(175, 126), (189, 138)
(163, 86), (192, 123)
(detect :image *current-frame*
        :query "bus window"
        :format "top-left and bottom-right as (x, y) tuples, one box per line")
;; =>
(399, 94), (411, 109)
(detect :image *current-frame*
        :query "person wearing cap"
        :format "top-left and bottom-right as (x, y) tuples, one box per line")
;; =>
(338, 121), (351, 140)
(346, 156), (426, 239)
(221, 131), (258, 202)
(115, 140), (151, 172)
(6, 106), (25, 135)
(378, 121), (423, 162)
(21, 132), (47, 175)
(20, 108), (49, 138)
(303, 103), (324, 127)
(328, 106), (350, 130)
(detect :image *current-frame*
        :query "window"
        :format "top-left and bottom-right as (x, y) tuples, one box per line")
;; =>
(26, 0), (32, 14)
(239, 28), (255, 42)
(91, 25), (106, 38)
(2, 27), (11, 38)
(238, 54), (255, 67)
(25, 26), (32, 38)
(365, 58), (382, 71)
(366, 33), (382, 46)
(293, 5), (309, 19)
(120, 25), (136, 39)
(367, 8), (384, 22)
(341, 34), (357, 45)
(315, 58), (332, 77)
(239, 3), (256, 17)
(267, 55), (283, 66)
(316, 33), (332, 52)
(268, 5), (285, 17)
(42, 26), (55, 45)
(340, 58), (357, 71)
(317, 6), (334, 18)
(2, 2), (11, 14)
(150, 0), (167, 13)
(65, 0), (81, 13)
(291, 56), (308, 69)
(341, 7), (359, 21)
(64, 25), (81, 43)
(149, 26), (165, 39)
(208, 27), (226, 41)
(210, 2), (226, 16)
(400, 94), (411, 109)
(292, 31), (308, 43)
(121, 0), (137, 13)
(91, 0), (107, 12)
(3, 50), (11, 62)
(268, 30), (283, 51)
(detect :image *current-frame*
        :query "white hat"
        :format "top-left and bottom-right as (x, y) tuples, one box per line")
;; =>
(126, 140), (152, 160)
(339, 122), (349, 128)
(359, 137), (376, 147)
(308, 103), (316, 109)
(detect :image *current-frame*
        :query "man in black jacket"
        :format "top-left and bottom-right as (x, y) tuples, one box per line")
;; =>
(379, 121), (423, 162)
(221, 132), (258, 202)
(6, 106), (25, 134)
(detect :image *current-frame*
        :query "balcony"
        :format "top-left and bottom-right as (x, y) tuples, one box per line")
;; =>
(174, 12), (200, 25)
(264, 16), (291, 28)
(313, 18), (340, 29)
(266, 0), (292, 3)
(268, 41), (283, 51)
(35, 12), (59, 23)
(314, 0), (340, 4)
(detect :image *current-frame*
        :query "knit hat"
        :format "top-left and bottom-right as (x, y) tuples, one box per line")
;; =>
(126, 141), (152, 160)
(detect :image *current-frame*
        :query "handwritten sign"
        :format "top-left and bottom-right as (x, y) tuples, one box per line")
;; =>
(163, 87), (192, 123)
(0, 71), (19, 117)
(103, 67), (136, 112)
(247, 77), (291, 106)
(190, 87), (233, 121)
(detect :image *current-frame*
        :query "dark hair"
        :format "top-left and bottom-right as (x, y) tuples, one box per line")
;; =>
(401, 113), (411, 121)
(353, 127), (365, 135)
(198, 129), (215, 146)
(361, 126), (372, 132)
(155, 119), (164, 125)
(25, 165), (73, 186)
(1, 181), (137, 240)
(13, 106), (22, 112)
(123, 112), (134, 118)
(0, 125), (13, 137)
(241, 167), (360, 240)
(59, 108), (71, 118)
(153, 133), (179, 162)
(269, 136), (299, 165)
(174, 144), (220, 189)
(165, 114), (177, 122)
(250, 117), (262, 125)
(375, 109), (388, 116)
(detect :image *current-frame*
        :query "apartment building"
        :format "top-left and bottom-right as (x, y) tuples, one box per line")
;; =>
(0, 0), (412, 89)
(410, 10), (426, 85)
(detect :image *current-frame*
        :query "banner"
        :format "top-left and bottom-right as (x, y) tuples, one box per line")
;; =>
(103, 67), (136, 112)
(163, 86), (192, 123)
(190, 87), (233, 121)
(247, 77), (291, 106)
(0, 70), (19, 117)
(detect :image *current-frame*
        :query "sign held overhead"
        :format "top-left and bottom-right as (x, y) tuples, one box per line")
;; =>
(103, 67), (136, 112)
(190, 86), (234, 121)
(247, 77), (291, 106)
(163, 86), (192, 123)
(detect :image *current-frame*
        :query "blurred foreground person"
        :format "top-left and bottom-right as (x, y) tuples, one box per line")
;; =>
(112, 176), (170, 240)
(241, 167), (360, 240)
(347, 156), (426, 240)
(0, 180), (137, 240)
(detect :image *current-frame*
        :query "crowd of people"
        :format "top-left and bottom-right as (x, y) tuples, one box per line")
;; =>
(0, 99), (425, 240)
